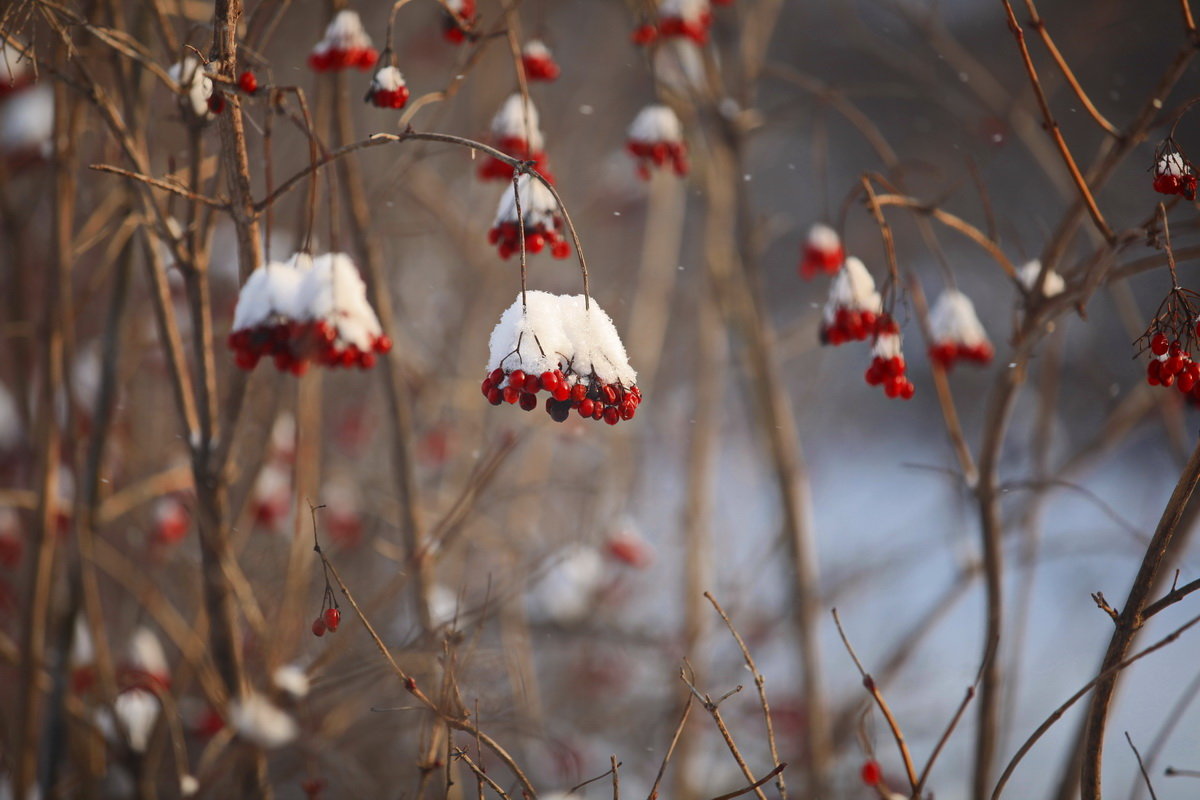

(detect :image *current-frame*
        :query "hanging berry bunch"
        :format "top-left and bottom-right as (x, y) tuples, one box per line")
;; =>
(227, 252), (392, 374)
(864, 315), (915, 400)
(1017, 258), (1066, 298)
(927, 288), (994, 369)
(489, 174), (571, 260)
(482, 291), (642, 425)
(169, 57), (220, 121)
(798, 223), (844, 279)
(442, 0), (478, 43)
(364, 65), (409, 109)
(1139, 284), (1200, 400)
(819, 256), (882, 345)
(311, 551), (342, 637)
(308, 10), (378, 72)
(478, 94), (551, 181)
(1152, 139), (1198, 201)
(632, 0), (714, 45)
(521, 40), (560, 81)
(626, 104), (689, 179)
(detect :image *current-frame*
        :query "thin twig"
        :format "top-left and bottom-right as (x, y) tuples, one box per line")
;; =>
(1126, 732), (1159, 800)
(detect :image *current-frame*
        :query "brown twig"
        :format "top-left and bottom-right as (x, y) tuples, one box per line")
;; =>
(679, 665), (768, 800)
(647, 696), (692, 800)
(1126, 732), (1159, 800)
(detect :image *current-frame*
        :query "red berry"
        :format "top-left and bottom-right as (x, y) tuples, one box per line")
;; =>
(486, 387), (503, 405)
(1154, 173), (1180, 195)
(1166, 355), (1185, 375)
(489, 368), (504, 384)
(502, 385), (520, 404)
(580, 399), (595, 416)
(482, 379), (494, 397)
(519, 392), (538, 411)
(324, 608), (341, 632)
(523, 374), (541, 393)
(603, 407), (619, 425)
(552, 385), (570, 401)
(540, 371), (558, 390)
(238, 70), (258, 93)
(311, 617), (327, 637)
(508, 369), (526, 388)
(1151, 332), (1169, 356)
(374, 335), (393, 354)
(207, 94), (226, 114)
(861, 760), (881, 786)
(570, 383), (588, 402)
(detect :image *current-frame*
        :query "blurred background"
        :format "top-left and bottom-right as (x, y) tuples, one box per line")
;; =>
(3, 0), (1200, 798)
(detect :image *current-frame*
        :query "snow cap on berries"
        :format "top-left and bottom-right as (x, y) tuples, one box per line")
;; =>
(125, 626), (169, 683)
(661, 0), (712, 22)
(309, 10), (377, 71)
(367, 66), (409, 109)
(1017, 258), (1064, 297)
(231, 255), (308, 331)
(528, 545), (606, 625)
(872, 331), (902, 361)
(230, 693), (298, 748)
(168, 57), (215, 120)
(930, 289), (990, 348)
(490, 93), (544, 152)
(521, 40), (560, 81)
(293, 252), (383, 352)
(493, 174), (557, 230)
(800, 223), (844, 279)
(628, 104), (683, 146)
(1158, 152), (1188, 177)
(272, 664), (310, 699)
(0, 84), (52, 159)
(824, 257), (882, 320)
(114, 689), (160, 753)
(487, 291), (637, 386)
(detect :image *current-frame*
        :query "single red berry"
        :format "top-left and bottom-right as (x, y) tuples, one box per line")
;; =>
(238, 70), (258, 93)
(375, 335), (393, 354)
(860, 759), (881, 786)
(519, 392), (538, 411)
(502, 385), (521, 404)
(1154, 173), (1180, 195)
(324, 607), (341, 632)
(570, 383), (588, 402)
(523, 374), (541, 394)
(579, 399), (595, 417)
(489, 368), (504, 384)
(540, 371), (558, 390)
(207, 94), (226, 114)
(1151, 332), (1169, 356)
(311, 617), (327, 637)
(508, 369), (526, 388)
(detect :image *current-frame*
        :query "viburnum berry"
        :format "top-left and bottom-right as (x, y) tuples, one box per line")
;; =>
(521, 40), (560, 81)
(865, 324), (915, 400)
(860, 759), (882, 786)
(442, 0), (477, 43)
(308, 11), (378, 72)
(927, 288), (993, 370)
(799, 223), (844, 279)
(365, 66), (409, 109)
(479, 94), (551, 181)
(484, 292), (642, 427)
(489, 175), (571, 260)
(323, 608), (341, 632)
(820, 257), (882, 345)
(311, 617), (326, 637)
(1153, 145), (1198, 201)
(1151, 331), (1169, 356)
(238, 70), (258, 94)
(627, 105), (688, 179)
(633, 0), (714, 46)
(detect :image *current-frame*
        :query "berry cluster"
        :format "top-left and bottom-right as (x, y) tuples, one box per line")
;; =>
(151, 497), (189, 547)
(227, 252), (391, 374)
(927, 288), (994, 369)
(799, 223), (844, 279)
(1153, 146), (1197, 201)
(1145, 332), (1200, 398)
(632, 0), (715, 45)
(308, 11), (378, 72)
(479, 94), (550, 181)
(486, 292), (640, 428)
(481, 367), (642, 425)
(819, 257), (882, 345)
(311, 607), (341, 637)
(522, 40), (560, 81)
(169, 57), (218, 122)
(442, 0), (477, 43)
(365, 66), (409, 109)
(864, 321), (915, 400)
(627, 104), (688, 179)
(489, 174), (571, 260)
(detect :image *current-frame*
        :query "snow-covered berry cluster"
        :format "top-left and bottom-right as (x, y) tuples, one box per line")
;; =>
(168, 57), (220, 120)
(1145, 331), (1200, 399)
(864, 318), (915, 400)
(483, 292), (641, 425)
(479, 94), (550, 181)
(1017, 258), (1065, 298)
(227, 252), (391, 374)
(489, 175), (571, 260)
(928, 288), (993, 369)
(365, 66), (409, 109)
(1153, 148), (1197, 201)
(799, 223), (844, 279)
(442, 0), (477, 43)
(626, 104), (688, 179)
(522, 40), (560, 81)
(819, 257), (882, 344)
(632, 0), (715, 45)
(308, 10), (378, 72)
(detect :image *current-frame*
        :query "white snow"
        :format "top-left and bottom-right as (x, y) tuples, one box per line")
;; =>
(527, 545), (605, 625)
(114, 689), (160, 753)
(822, 256), (882, 322)
(522, 40), (552, 60)
(72, 616), (94, 667)
(0, 40), (31, 87)
(872, 332), (903, 360)
(428, 584), (460, 629)
(1018, 258), (1065, 297)
(180, 776), (199, 797)
(806, 223), (841, 254)
(370, 66), (405, 92)
(293, 252), (383, 351)
(126, 626), (169, 680)
(627, 104), (683, 144)
(0, 84), (53, 156)
(271, 664), (310, 699)
(490, 93), (544, 151)
(492, 174), (559, 228)
(929, 288), (989, 347)
(312, 10), (373, 55)
(230, 693), (298, 748)
(1158, 151), (1187, 177)
(168, 57), (214, 120)
(660, 0), (711, 21)
(487, 291), (637, 385)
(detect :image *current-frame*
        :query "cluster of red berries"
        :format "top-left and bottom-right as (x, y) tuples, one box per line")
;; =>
(865, 351), (915, 400)
(488, 220), (571, 260)
(480, 368), (642, 425)
(311, 607), (341, 637)
(442, 0), (477, 43)
(522, 44), (560, 81)
(227, 321), (392, 374)
(928, 340), (994, 369)
(478, 137), (551, 181)
(1145, 332), (1200, 398)
(627, 140), (688, 180)
(798, 227), (843, 279)
(632, 14), (713, 45)
(1153, 149), (1198, 201)
(820, 308), (880, 345)
(368, 83), (408, 109)
(308, 46), (377, 73)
